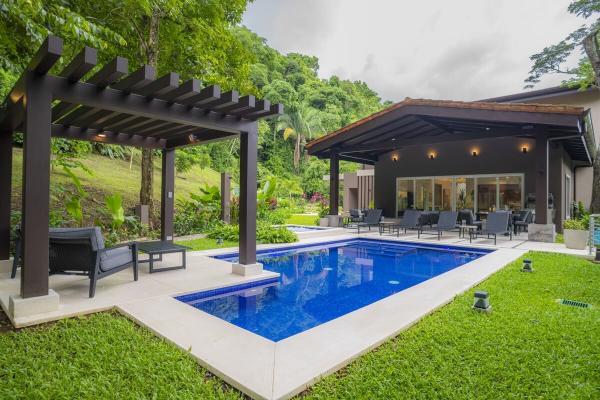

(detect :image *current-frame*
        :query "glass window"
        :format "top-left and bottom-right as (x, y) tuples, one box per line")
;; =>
(455, 177), (475, 211)
(498, 176), (522, 210)
(434, 177), (453, 211)
(415, 178), (432, 211)
(396, 179), (414, 216)
(477, 177), (497, 212)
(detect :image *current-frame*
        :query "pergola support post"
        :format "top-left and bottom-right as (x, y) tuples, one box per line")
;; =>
(0, 131), (11, 262)
(161, 148), (175, 241)
(16, 73), (56, 304)
(220, 172), (231, 223)
(233, 127), (262, 276)
(528, 131), (555, 242)
(328, 153), (341, 227)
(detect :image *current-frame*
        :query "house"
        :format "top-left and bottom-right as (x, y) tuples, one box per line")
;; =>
(307, 93), (597, 242)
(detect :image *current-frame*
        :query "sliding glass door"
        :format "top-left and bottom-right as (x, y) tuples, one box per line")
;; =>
(396, 174), (523, 215)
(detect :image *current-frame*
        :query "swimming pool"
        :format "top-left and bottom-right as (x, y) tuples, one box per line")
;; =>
(176, 239), (491, 341)
(285, 224), (328, 232)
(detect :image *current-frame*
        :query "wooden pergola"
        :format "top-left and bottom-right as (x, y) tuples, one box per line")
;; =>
(0, 36), (282, 299)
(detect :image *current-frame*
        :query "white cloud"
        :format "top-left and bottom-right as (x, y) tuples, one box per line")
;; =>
(243, 0), (586, 102)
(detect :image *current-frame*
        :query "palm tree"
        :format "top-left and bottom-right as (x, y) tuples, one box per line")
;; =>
(276, 103), (323, 171)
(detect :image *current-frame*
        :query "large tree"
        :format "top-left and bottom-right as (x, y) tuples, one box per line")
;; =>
(276, 103), (324, 172)
(526, 0), (600, 213)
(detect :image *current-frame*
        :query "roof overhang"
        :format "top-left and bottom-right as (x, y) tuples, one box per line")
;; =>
(306, 98), (593, 166)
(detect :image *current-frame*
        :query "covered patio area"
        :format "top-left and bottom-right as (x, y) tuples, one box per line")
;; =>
(0, 36), (282, 323)
(307, 98), (595, 242)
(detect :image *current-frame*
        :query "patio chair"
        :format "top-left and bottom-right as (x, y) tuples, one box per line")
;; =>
(513, 210), (532, 235)
(344, 208), (363, 228)
(48, 227), (138, 297)
(12, 227), (139, 297)
(418, 211), (459, 240)
(458, 209), (483, 231)
(356, 209), (383, 234)
(393, 209), (423, 235)
(474, 212), (512, 245)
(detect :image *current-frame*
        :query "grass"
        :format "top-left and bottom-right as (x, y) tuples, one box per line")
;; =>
(286, 213), (318, 226)
(177, 237), (238, 251)
(0, 252), (598, 399)
(302, 252), (600, 399)
(11, 148), (227, 212)
(0, 312), (242, 399)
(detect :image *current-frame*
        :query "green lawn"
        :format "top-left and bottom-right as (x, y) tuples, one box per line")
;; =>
(286, 213), (318, 226)
(177, 237), (238, 251)
(11, 148), (227, 212)
(0, 252), (598, 399)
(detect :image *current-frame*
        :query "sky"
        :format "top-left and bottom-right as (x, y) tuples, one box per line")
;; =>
(242, 0), (587, 102)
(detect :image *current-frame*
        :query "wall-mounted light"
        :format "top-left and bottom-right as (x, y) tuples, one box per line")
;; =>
(428, 153), (436, 160)
(97, 133), (107, 138)
(392, 155), (399, 162)
(472, 150), (479, 157)
(522, 146), (528, 154)
(189, 133), (198, 142)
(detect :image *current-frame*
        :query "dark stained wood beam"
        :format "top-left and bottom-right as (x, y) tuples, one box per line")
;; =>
(135, 72), (179, 97)
(136, 121), (180, 136)
(58, 47), (97, 82)
(338, 154), (377, 165)
(180, 84), (220, 106)
(217, 95), (255, 115)
(166, 130), (238, 148)
(244, 103), (283, 120)
(202, 90), (239, 110)
(21, 73), (52, 298)
(158, 78), (200, 102)
(47, 75), (255, 133)
(87, 56), (129, 88)
(236, 99), (269, 118)
(535, 131), (549, 224)
(111, 65), (156, 92)
(0, 131), (11, 259)
(329, 152), (339, 215)
(27, 35), (63, 75)
(239, 127), (258, 265)
(50, 124), (166, 149)
(161, 149), (175, 241)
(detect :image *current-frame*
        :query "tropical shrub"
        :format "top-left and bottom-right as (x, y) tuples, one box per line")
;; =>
(104, 194), (125, 230)
(206, 221), (298, 244)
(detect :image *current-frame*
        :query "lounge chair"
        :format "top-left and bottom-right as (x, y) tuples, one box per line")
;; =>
(13, 227), (138, 298)
(344, 208), (364, 228)
(474, 212), (512, 245)
(356, 209), (383, 234)
(418, 211), (459, 240)
(392, 209), (423, 235)
(513, 210), (532, 235)
(458, 209), (482, 231)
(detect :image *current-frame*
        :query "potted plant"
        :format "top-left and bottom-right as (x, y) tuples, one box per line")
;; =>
(563, 217), (589, 250)
(318, 204), (330, 227)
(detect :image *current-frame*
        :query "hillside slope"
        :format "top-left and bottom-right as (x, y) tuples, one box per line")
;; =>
(10, 148), (230, 219)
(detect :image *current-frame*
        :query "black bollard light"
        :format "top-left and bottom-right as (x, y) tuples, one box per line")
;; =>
(521, 259), (533, 272)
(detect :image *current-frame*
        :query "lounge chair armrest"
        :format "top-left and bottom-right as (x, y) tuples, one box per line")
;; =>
(101, 241), (138, 253)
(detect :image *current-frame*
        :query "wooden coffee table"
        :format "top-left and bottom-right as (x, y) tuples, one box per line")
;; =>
(137, 240), (190, 273)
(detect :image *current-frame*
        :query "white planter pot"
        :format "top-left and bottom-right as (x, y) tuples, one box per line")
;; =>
(563, 229), (588, 250)
(319, 218), (329, 227)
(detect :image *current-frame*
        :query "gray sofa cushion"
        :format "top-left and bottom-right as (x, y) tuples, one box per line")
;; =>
(99, 246), (133, 272)
(49, 227), (105, 251)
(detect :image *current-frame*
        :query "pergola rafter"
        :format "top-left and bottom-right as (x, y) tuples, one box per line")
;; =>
(0, 36), (283, 299)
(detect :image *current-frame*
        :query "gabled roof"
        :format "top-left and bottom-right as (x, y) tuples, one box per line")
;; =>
(306, 98), (592, 166)
(479, 86), (583, 103)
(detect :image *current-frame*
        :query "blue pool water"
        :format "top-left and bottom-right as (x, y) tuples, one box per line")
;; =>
(176, 239), (491, 342)
(286, 225), (327, 232)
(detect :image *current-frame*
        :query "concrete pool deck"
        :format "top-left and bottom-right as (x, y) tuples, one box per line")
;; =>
(0, 231), (591, 399)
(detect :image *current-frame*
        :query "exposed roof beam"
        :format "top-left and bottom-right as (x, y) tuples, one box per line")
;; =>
(217, 95), (255, 115)
(28, 35), (63, 75)
(158, 79), (201, 102)
(50, 124), (165, 149)
(135, 72), (179, 97)
(202, 90), (239, 110)
(180, 85), (220, 106)
(111, 65), (156, 92)
(58, 47), (97, 82)
(87, 57), (129, 88)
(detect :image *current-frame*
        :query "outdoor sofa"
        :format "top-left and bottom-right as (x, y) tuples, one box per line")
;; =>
(12, 227), (138, 298)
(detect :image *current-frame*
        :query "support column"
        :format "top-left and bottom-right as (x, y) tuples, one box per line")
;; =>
(220, 172), (231, 223)
(20, 73), (52, 298)
(234, 126), (262, 276)
(161, 148), (175, 241)
(329, 153), (339, 215)
(0, 131), (11, 261)
(529, 131), (555, 242)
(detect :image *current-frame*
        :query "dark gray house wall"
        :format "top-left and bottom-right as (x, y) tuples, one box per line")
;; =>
(374, 136), (574, 231)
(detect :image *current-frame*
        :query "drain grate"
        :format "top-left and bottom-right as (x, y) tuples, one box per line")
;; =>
(558, 299), (591, 308)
